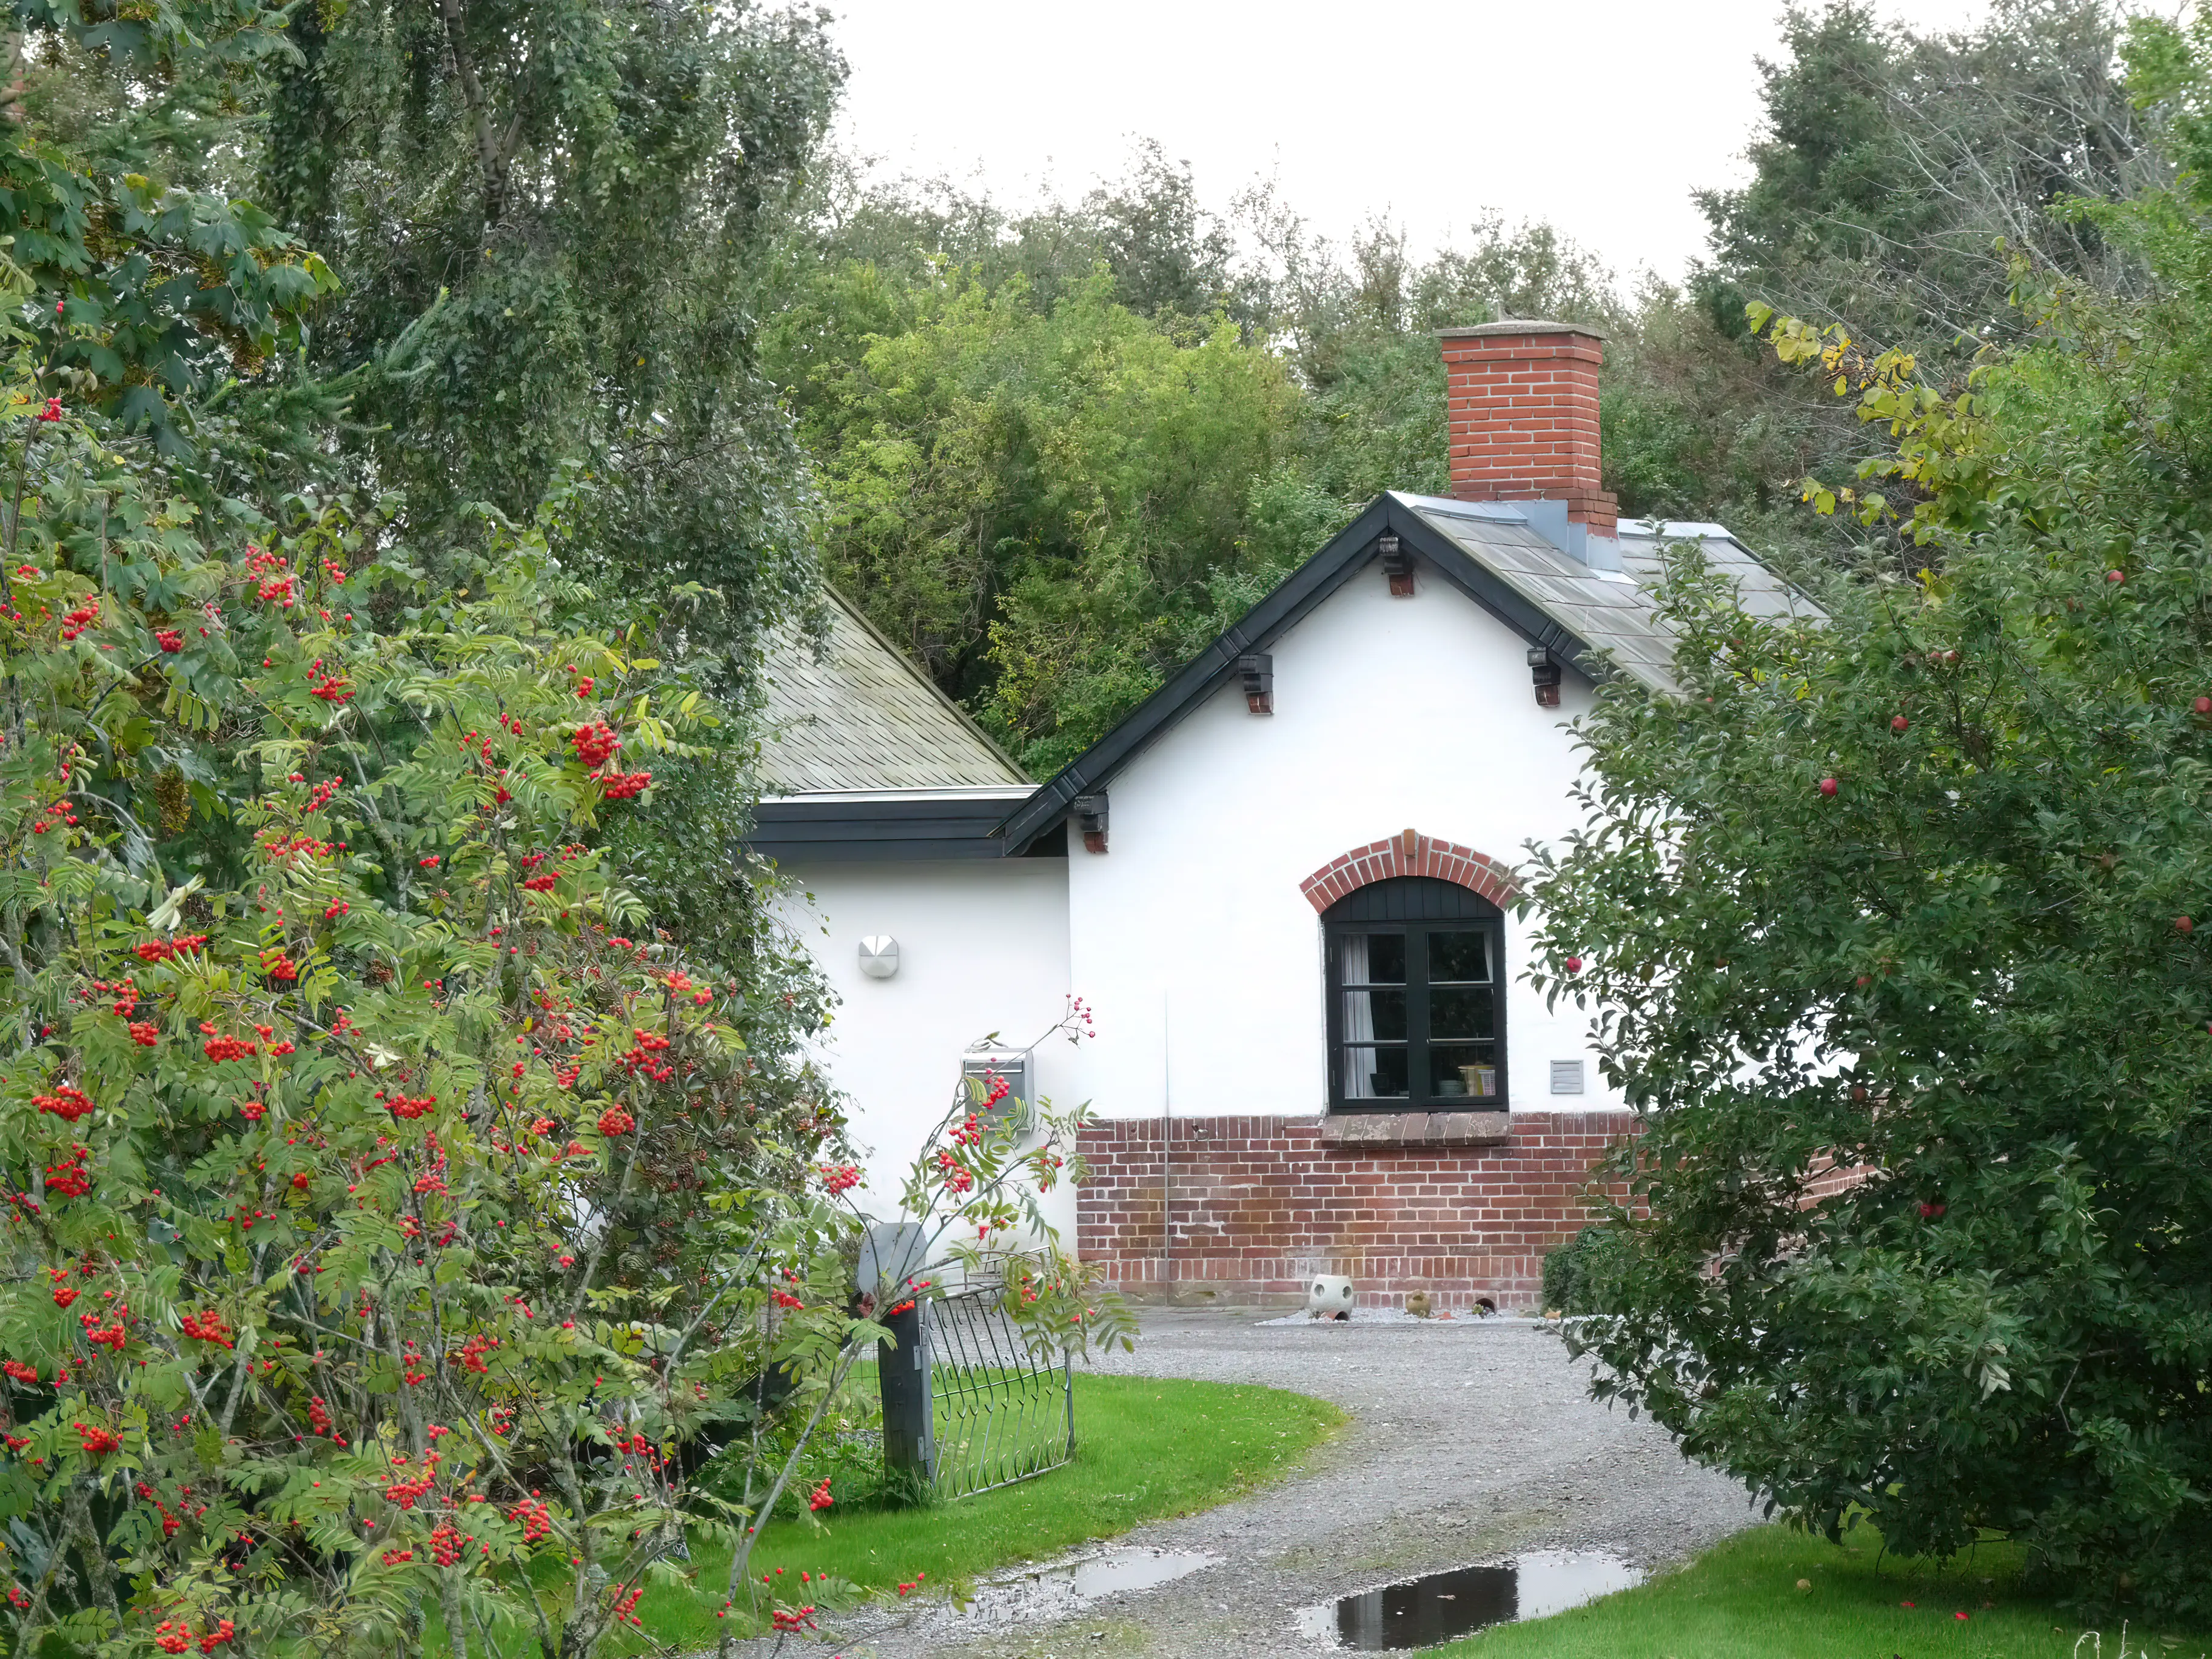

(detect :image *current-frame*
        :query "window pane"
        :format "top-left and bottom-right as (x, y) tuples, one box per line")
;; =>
(1342, 1046), (1409, 1099)
(1428, 987), (1495, 1041)
(1338, 931), (1406, 984)
(1344, 987), (1408, 1043)
(1429, 1044), (1498, 1100)
(1429, 930), (1492, 983)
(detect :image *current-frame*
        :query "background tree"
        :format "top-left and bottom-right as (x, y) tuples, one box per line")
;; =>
(1701, 0), (2160, 353)
(246, 0), (843, 641)
(769, 243), (1296, 772)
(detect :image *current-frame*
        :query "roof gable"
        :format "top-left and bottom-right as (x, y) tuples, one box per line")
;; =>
(996, 492), (1805, 851)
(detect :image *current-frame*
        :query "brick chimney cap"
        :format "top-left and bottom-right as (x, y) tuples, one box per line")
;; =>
(1436, 318), (1606, 341)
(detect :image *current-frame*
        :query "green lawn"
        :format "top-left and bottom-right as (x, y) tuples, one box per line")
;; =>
(1438, 1523), (2212, 1658)
(622, 1371), (1342, 1649)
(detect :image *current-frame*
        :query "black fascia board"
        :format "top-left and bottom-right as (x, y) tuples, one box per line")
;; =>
(746, 837), (1008, 862)
(994, 493), (1601, 852)
(745, 794), (1027, 862)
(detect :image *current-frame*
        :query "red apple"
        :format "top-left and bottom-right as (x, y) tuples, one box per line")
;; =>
(2106, 569), (2126, 584)
(1891, 714), (1909, 732)
(2178, 916), (2195, 936)
(1564, 956), (1583, 974)
(1818, 777), (1838, 797)
(2196, 696), (2211, 716)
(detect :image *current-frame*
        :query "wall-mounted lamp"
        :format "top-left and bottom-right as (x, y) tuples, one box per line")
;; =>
(1378, 532), (1416, 597)
(1073, 793), (1109, 854)
(857, 935), (900, 979)
(1527, 645), (1563, 709)
(1238, 652), (1273, 714)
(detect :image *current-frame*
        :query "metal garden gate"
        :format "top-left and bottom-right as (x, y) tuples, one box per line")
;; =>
(926, 1285), (1075, 1499)
(876, 1277), (1074, 1500)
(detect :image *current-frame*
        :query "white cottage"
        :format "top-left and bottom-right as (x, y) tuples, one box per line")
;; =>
(752, 323), (1803, 1310)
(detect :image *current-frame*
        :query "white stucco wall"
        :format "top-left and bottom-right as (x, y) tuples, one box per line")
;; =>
(1062, 565), (1626, 1122)
(772, 858), (1078, 1238)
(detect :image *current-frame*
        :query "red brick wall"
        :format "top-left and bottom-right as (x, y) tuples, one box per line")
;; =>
(1076, 1111), (1638, 1312)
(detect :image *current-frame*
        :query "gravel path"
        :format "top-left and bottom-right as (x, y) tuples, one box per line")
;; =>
(728, 1308), (1756, 1659)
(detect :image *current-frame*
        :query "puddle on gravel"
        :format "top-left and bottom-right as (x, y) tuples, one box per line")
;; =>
(1295, 1550), (1643, 1649)
(950, 1546), (1219, 1629)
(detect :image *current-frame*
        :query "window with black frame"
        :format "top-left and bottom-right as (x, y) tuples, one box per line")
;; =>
(1324, 876), (1506, 1111)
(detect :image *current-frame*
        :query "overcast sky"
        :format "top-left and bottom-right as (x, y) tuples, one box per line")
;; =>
(822, 0), (1991, 287)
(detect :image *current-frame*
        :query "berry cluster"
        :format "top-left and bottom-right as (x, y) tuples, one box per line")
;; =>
(33, 1085), (94, 1122)
(135, 934), (209, 963)
(246, 545), (298, 609)
(45, 1145), (93, 1199)
(454, 1333), (500, 1374)
(569, 721), (620, 766)
(179, 1310), (234, 1349)
(200, 1031), (257, 1062)
(618, 1028), (674, 1082)
(508, 1495), (553, 1542)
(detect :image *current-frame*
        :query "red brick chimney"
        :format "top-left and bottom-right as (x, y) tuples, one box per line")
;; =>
(1438, 321), (1617, 556)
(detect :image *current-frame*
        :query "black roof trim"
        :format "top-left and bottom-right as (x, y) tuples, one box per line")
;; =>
(745, 796), (1035, 863)
(994, 494), (1602, 851)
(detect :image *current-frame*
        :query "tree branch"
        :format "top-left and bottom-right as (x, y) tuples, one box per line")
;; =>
(433, 0), (515, 230)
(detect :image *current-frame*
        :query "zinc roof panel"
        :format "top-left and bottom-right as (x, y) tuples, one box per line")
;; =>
(1396, 492), (1814, 697)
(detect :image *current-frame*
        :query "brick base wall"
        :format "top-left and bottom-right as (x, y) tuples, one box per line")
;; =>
(1075, 1111), (1637, 1312)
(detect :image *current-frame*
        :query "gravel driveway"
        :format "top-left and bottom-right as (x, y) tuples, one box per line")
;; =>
(740, 1307), (1757, 1659)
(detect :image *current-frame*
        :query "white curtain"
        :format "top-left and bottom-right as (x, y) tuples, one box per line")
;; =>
(1341, 933), (1376, 1098)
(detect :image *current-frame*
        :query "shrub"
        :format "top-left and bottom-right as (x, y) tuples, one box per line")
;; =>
(1541, 1227), (1626, 1317)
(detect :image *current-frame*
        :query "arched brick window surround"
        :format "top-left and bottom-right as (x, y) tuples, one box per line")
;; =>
(1299, 829), (1520, 914)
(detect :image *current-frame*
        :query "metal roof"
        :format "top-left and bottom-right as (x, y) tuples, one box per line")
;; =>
(757, 589), (1028, 794)
(1394, 495), (1817, 697)
(1618, 518), (1811, 625)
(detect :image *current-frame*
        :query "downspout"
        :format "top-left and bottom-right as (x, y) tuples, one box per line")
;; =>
(1161, 997), (1173, 1290)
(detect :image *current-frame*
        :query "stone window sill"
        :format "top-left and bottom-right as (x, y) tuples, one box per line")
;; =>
(1320, 1111), (1512, 1149)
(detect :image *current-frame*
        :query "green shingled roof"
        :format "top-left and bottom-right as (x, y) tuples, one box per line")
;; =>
(759, 589), (1028, 794)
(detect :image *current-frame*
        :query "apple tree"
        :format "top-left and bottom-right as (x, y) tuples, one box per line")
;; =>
(1524, 198), (2212, 1617)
